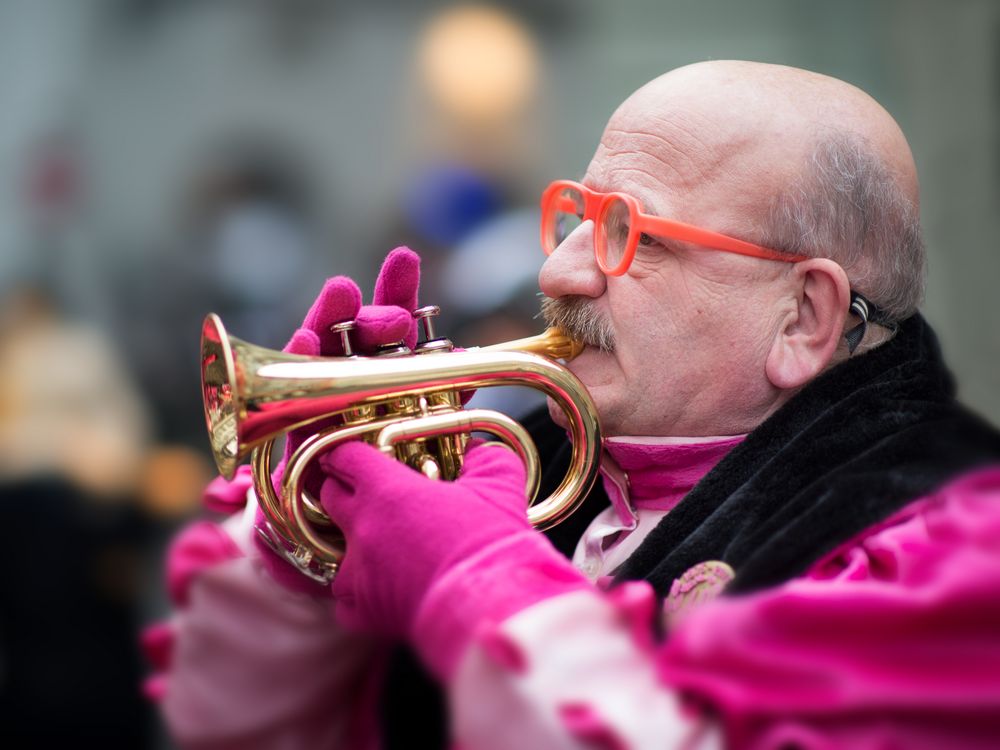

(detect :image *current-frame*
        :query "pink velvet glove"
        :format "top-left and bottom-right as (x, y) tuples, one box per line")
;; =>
(274, 245), (421, 469)
(253, 247), (422, 593)
(318, 440), (592, 680)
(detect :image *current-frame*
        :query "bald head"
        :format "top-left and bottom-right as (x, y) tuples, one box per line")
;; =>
(600, 60), (924, 320)
(619, 61), (918, 206)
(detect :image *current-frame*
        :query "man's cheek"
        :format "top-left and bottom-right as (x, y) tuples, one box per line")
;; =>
(547, 397), (570, 430)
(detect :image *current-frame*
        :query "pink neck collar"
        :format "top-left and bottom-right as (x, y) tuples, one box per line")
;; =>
(600, 435), (745, 522)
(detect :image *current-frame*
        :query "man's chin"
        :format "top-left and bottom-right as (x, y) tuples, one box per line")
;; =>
(549, 347), (611, 430)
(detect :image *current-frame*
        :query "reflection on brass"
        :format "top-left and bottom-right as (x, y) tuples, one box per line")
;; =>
(200, 312), (602, 583)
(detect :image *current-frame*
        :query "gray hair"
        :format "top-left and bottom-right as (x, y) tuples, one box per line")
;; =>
(761, 131), (925, 322)
(540, 294), (616, 352)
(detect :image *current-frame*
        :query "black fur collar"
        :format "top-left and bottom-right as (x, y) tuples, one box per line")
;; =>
(614, 314), (1000, 595)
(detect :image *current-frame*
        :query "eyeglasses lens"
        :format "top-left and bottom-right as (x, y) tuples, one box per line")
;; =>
(599, 196), (632, 270)
(547, 185), (585, 251)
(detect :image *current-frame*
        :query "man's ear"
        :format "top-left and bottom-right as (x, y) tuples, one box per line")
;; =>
(765, 258), (851, 390)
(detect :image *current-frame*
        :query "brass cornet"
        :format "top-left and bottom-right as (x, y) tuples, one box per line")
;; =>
(200, 306), (602, 583)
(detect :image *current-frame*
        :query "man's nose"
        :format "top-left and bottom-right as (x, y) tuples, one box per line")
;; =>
(538, 221), (607, 299)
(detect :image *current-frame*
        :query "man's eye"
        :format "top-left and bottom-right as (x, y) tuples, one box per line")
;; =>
(638, 232), (661, 247)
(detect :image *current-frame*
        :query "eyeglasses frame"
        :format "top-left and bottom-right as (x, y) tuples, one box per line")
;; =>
(540, 179), (809, 276)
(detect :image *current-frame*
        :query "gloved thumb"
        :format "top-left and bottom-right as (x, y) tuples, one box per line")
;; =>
(354, 305), (417, 351)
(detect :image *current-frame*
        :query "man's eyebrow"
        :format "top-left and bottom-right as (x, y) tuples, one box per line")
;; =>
(631, 186), (669, 219)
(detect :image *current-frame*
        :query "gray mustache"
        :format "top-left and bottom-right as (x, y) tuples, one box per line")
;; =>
(539, 295), (616, 353)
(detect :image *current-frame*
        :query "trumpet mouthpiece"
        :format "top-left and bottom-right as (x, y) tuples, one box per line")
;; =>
(481, 327), (584, 362)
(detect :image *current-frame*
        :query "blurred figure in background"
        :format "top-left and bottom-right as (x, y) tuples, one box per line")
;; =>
(197, 157), (319, 351)
(119, 151), (324, 451)
(0, 286), (155, 746)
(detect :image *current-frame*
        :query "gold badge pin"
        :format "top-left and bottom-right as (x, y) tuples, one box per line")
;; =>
(664, 560), (735, 627)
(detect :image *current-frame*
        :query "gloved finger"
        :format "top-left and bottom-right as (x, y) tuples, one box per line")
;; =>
(373, 247), (420, 310)
(140, 621), (174, 671)
(317, 440), (405, 488)
(301, 276), (363, 355)
(457, 442), (531, 510)
(459, 442), (528, 487)
(449, 346), (476, 405)
(316, 470), (362, 536)
(166, 522), (243, 607)
(283, 327), (321, 356)
(282, 410), (345, 467)
(202, 464), (253, 513)
(373, 248), (420, 349)
(280, 326), (330, 466)
(142, 673), (168, 702)
(353, 305), (415, 351)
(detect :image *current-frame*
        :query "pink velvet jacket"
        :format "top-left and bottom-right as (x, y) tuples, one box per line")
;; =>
(151, 439), (1000, 749)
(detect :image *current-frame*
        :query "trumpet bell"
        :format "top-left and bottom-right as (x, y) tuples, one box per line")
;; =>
(201, 314), (240, 480)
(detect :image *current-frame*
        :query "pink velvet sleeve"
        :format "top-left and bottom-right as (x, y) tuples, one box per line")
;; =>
(659, 467), (1000, 750)
(162, 556), (387, 750)
(153, 495), (388, 749)
(448, 468), (1000, 750)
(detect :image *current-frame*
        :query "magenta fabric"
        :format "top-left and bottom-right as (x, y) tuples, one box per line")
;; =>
(657, 467), (1000, 750)
(141, 621), (175, 672)
(295, 245), (419, 356)
(276, 246), (420, 458)
(413, 532), (592, 680)
(558, 702), (630, 750)
(140, 621), (175, 702)
(161, 557), (385, 750)
(318, 440), (589, 674)
(202, 464), (254, 514)
(166, 520), (244, 607)
(155, 448), (1000, 747)
(146, 519), (245, 705)
(602, 436), (744, 512)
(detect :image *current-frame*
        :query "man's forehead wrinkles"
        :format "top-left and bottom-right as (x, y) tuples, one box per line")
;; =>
(602, 125), (707, 164)
(598, 126), (727, 189)
(604, 109), (721, 154)
(608, 120), (716, 159)
(589, 144), (689, 189)
(586, 150), (698, 217)
(601, 163), (680, 205)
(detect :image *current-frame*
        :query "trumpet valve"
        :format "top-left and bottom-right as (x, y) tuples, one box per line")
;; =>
(417, 454), (442, 480)
(329, 320), (358, 357)
(414, 305), (454, 354)
(375, 341), (412, 357)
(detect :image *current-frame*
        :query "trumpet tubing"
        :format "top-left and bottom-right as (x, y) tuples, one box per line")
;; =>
(200, 310), (602, 583)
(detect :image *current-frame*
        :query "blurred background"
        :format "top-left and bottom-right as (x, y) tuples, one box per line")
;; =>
(0, 0), (997, 746)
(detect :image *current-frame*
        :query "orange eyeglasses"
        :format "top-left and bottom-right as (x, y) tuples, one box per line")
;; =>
(540, 180), (809, 276)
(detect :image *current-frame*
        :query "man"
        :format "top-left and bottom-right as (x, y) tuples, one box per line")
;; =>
(149, 61), (1000, 748)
